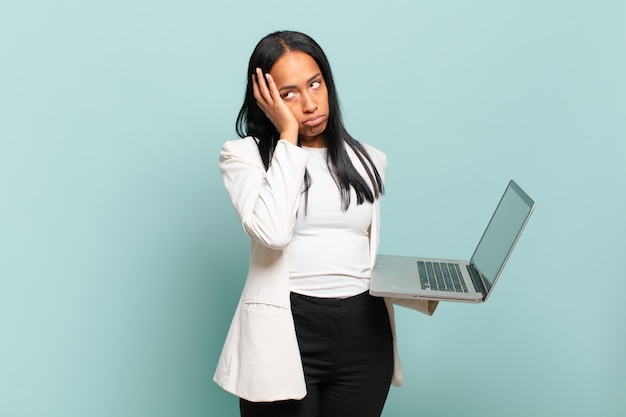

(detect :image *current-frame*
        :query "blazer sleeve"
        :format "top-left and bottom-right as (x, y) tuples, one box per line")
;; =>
(219, 138), (311, 250)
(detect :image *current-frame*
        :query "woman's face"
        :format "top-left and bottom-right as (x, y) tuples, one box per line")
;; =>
(269, 51), (329, 147)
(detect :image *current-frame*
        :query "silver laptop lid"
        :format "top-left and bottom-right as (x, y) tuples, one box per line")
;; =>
(470, 180), (535, 299)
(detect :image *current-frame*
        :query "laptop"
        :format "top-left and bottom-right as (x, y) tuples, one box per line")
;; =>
(370, 180), (535, 303)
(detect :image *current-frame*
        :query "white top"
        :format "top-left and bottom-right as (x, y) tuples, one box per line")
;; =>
(287, 146), (373, 298)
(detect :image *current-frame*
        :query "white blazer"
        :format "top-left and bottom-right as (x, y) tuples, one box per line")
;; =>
(214, 137), (435, 402)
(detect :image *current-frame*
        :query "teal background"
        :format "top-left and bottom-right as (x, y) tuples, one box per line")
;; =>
(1, 1), (624, 416)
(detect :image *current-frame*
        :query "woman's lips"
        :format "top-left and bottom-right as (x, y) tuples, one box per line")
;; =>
(303, 115), (326, 127)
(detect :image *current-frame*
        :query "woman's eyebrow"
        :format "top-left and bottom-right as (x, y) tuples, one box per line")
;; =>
(278, 73), (322, 92)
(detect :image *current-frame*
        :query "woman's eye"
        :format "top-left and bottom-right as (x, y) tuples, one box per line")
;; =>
(311, 81), (321, 89)
(283, 91), (296, 100)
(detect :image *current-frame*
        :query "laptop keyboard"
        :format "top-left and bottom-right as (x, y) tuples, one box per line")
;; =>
(418, 261), (468, 292)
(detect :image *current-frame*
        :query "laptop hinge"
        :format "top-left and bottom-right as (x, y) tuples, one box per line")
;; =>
(467, 264), (488, 299)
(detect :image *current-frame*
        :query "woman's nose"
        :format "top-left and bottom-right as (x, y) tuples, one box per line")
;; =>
(301, 92), (317, 113)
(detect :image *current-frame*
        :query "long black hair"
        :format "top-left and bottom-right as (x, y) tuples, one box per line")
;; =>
(236, 31), (383, 210)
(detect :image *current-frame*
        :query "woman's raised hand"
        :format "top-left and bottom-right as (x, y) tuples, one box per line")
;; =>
(252, 68), (299, 145)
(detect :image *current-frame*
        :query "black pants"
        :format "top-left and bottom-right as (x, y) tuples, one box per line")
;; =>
(240, 291), (394, 417)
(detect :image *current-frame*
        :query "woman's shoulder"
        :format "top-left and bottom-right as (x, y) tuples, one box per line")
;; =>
(360, 142), (386, 157)
(221, 136), (267, 162)
(219, 136), (264, 171)
(359, 141), (387, 169)
(221, 136), (259, 154)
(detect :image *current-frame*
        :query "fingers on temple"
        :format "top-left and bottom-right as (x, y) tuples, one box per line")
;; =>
(264, 73), (280, 101)
(252, 70), (265, 105)
(254, 68), (282, 109)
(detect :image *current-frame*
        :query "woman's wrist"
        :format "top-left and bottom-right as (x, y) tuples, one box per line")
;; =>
(279, 131), (299, 145)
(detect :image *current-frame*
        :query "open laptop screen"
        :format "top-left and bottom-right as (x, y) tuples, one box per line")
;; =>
(470, 181), (535, 294)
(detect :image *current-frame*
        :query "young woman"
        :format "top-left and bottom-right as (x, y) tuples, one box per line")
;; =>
(214, 30), (436, 417)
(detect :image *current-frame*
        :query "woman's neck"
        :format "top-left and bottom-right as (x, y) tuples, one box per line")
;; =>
(299, 134), (326, 148)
